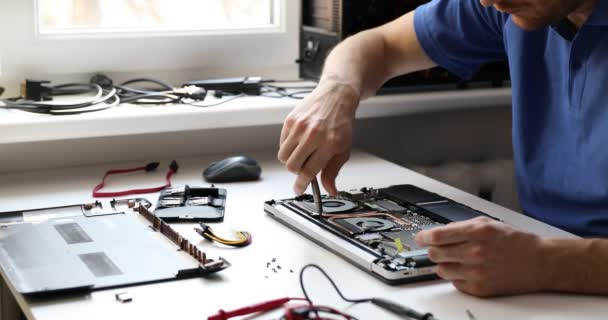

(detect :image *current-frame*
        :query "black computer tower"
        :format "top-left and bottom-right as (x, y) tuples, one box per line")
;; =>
(299, 0), (509, 91)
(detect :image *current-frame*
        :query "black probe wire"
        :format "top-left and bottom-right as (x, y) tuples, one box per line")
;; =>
(299, 264), (437, 320)
(300, 264), (372, 305)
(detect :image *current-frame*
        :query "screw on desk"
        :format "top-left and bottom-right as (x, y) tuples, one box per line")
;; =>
(115, 292), (133, 303)
(466, 309), (476, 320)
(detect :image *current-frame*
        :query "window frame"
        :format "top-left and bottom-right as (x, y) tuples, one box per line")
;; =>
(35, 0), (282, 38)
(0, 0), (299, 89)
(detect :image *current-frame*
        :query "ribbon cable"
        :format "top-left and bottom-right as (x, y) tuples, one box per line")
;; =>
(92, 160), (178, 198)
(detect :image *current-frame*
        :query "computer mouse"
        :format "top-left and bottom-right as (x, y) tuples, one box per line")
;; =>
(203, 155), (262, 183)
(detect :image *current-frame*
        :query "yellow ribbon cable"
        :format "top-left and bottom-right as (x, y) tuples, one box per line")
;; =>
(195, 223), (252, 248)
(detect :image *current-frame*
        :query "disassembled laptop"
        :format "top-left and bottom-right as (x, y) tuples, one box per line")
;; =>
(0, 197), (230, 295)
(266, 184), (498, 284)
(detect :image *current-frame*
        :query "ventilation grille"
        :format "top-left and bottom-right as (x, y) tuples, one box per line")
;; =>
(331, 0), (341, 34)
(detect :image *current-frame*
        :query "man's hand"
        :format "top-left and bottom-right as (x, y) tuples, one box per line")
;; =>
(277, 11), (434, 196)
(277, 76), (360, 196)
(415, 217), (548, 297)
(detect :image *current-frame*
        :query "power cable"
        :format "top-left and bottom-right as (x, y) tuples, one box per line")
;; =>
(0, 76), (310, 115)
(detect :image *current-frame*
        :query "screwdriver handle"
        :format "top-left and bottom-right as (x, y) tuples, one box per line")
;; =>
(371, 298), (436, 320)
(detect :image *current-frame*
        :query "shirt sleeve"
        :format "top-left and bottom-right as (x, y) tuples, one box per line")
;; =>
(414, 0), (508, 80)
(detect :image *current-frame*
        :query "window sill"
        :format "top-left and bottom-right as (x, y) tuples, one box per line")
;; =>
(0, 88), (511, 144)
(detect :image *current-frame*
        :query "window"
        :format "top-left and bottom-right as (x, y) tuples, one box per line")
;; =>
(38, 0), (277, 35)
(0, 0), (298, 96)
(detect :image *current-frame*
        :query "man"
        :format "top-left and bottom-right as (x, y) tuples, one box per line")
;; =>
(278, 0), (608, 297)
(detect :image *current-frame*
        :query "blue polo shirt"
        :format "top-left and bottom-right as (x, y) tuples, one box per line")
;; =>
(414, 0), (608, 237)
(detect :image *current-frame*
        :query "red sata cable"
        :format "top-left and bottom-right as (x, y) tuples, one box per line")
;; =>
(92, 160), (179, 198)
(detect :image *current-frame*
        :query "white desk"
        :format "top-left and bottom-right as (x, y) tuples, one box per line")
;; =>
(0, 151), (606, 320)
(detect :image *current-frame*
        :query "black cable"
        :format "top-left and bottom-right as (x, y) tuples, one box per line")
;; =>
(263, 84), (317, 90)
(0, 89), (120, 115)
(0, 77), (309, 116)
(115, 78), (181, 105)
(184, 93), (246, 108)
(261, 79), (317, 85)
(286, 90), (313, 99)
(6, 83), (103, 109)
(0, 84), (119, 115)
(299, 264), (437, 320)
(120, 78), (173, 90)
(43, 94), (120, 115)
(119, 93), (179, 104)
(51, 83), (98, 96)
(261, 85), (313, 100)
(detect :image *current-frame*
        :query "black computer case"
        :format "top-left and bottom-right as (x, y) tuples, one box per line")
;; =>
(299, 0), (509, 91)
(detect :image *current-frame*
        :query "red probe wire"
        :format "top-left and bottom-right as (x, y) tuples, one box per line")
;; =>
(92, 160), (178, 198)
(207, 297), (308, 320)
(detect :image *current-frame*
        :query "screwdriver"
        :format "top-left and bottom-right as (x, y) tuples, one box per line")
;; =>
(311, 176), (323, 219)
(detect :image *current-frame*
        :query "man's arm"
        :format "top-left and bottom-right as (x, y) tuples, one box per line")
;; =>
(540, 237), (608, 294)
(277, 12), (436, 196)
(321, 12), (436, 100)
(415, 217), (608, 297)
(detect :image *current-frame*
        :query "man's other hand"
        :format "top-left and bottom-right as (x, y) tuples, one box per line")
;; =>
(277, 76), (360, 196)
(416, 217), (548, 297)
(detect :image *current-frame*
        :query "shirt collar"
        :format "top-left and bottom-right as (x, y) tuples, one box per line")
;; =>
(586, 0), (608, 26)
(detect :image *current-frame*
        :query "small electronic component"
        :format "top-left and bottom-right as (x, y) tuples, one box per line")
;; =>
(155, 185), (226, 222)
(187, 197), (210, 206)
(115, 292), (133, 303)
(339, 188), (367, 201)
(21, 79), (52, 101)
(183, 76), (263, 95)
(158, 197), (184, 208)
(355, 233), (383, 242)
(194, 222), (252, 248)
(381, 230), (421, 252)
(375, 199), (407, 214)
